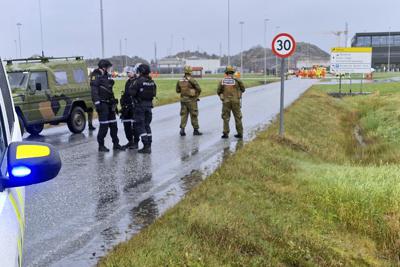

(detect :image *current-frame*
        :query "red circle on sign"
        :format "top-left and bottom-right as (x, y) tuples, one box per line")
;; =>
(272, 33), (296, 58)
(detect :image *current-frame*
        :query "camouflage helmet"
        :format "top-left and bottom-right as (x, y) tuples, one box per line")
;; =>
(183, 65), (193, 74)
(225, 65), (235, 74)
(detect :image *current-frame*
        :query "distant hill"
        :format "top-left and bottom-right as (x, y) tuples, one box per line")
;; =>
(220, 43), (330, 72)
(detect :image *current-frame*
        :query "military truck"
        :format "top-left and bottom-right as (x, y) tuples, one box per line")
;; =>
(5, 56), (94, 135)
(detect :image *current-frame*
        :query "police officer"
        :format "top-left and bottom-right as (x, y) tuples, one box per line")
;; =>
(129, 64), (157, 154)
(217, 66), (246, 139)
(90, 59), (125, 152)
(120, 64), (140, 149)
(176, 66), (202, 136)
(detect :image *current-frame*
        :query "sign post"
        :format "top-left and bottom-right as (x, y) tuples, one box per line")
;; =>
(330, 47), (372, 95)
(272, 33), (296, 137)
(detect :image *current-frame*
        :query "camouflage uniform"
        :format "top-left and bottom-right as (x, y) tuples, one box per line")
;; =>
(176, 75), (201, 130)
(217, 74), (245, 137)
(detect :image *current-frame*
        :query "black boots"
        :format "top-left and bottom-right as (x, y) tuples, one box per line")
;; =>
(123, 141), (139, 150)
(180, 128), (186, 136)
(138, 144), (152, 154)
(193, 129), (203, 136)
(98, 145), (110, 152)
(113, 144), (126, 151)
(234, 134), (243, 139)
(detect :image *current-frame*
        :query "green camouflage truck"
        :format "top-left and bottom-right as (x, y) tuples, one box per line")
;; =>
(5, 57), (94, 135)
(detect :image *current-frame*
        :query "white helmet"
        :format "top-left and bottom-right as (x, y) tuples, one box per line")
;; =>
(125, 66), (135, 74)
(133, 63), (142, 75)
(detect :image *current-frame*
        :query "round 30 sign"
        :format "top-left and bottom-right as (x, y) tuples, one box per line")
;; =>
(272, 33), (296, 58)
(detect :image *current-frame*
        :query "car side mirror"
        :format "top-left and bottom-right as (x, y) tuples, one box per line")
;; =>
(1, 142), (61, 189)
(35, 83), (42, 91)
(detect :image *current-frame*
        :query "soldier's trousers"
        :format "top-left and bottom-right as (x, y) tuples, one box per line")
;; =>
(180, 100), (199, 130)
(221, 101), (243, 135)
(97, 103), (119, 146)
(121, 107), (139, 144)
(134, 105), (153, 146)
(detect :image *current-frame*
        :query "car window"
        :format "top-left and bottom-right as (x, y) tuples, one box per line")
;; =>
(8, 72), (29, 89)
(0, 106), (7, 163)
(30, 72), (49, 91)
(54, 71), (68, 85)
(0, 65), (15, 131)
(73, 69), (86, 84)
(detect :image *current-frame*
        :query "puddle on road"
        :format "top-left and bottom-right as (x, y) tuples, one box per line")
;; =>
(51, 140), (245, 267)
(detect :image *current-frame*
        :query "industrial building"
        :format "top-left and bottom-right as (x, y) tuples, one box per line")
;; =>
(352, 31), (400, 71)
(156, 57), (221, 75)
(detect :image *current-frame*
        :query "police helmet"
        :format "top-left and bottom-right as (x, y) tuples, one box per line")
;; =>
(98, 59), (112, 69)
(184, 65), (193, 75)
(125, 66), (135, 74)
(137, 64), (151, 75)
(225, 65), (235, 74)
(133, 63), (142, 74)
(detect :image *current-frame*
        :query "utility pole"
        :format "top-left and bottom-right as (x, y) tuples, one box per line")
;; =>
(16, 23), (22, 57)
(38, 0), (44, 56)
(264, 19), (269, 84)
(227, 0), (231, 65)
(388, 28), (392, 72)
(275, 26), (280, 76)
(240, 21), (245, 75)
(154, 42), (158, 72)
(99, 0), (105, 58)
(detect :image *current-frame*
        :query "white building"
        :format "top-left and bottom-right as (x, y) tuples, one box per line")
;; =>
(184, 57), (221, 74)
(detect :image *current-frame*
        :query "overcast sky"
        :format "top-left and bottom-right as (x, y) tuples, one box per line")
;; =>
(1, 0), (399, 61)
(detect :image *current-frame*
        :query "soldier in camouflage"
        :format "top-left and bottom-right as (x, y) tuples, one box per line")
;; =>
(217, 66), (246, 139)
(176, 66), (202, 136)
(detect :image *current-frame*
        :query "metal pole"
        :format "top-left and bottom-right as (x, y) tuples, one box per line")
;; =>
(275, 26), (280, 76)
(388, 28), (391, 72)
(264, 19), (269, 84)
(14, 40), (18, 58)
(100, 0), (105, 58)
(240, 21), (244, 75)
(124, 38), (128, 68)
(227, 0), (231, 66)
(16, 23), (22, 57)
(38, 0), (44, 55)
(279, 57), (285, 137)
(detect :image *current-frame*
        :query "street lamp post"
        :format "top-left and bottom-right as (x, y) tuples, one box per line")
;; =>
(264, 19), (270, 84)
(124, 38), (128, 68)
(240, 21), (245, 75)
(227, 0), (231, 66)
(38, 0), (44, 56)
(99, 0), (105, 58)
(275, 26), (280, 76)
(16, 23), (22, 57)
(388, 28), (391, 72)
(14, 40), (18, 58)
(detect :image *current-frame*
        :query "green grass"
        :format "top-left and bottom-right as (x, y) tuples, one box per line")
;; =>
(113, 78), (268, 106)
(99, 82), (400, 266)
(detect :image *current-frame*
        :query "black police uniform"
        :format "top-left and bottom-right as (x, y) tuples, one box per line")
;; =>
(120, 77), (139, 146)
(129, 75), (157, 150)
(90, 69), (120, 148)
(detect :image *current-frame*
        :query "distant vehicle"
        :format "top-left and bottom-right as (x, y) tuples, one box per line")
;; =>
(0, 57), (61, 267)
(6, 56), (94, 135)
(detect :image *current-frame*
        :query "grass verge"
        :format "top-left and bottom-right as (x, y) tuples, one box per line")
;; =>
(98, 83), (400, 266)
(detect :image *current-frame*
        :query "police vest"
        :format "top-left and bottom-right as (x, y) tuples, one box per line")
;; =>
(221, 77), (241, 100)
(138, 80), (156, 101)
(178, 78), (197, 98)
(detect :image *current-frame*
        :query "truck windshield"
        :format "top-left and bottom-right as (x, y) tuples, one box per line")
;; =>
(8, 72), (29, 89)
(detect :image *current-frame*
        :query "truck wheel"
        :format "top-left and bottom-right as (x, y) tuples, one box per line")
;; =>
(18, 115), (25, 135)
(26, 123), (44, 136)
(67, 106), (86, 134)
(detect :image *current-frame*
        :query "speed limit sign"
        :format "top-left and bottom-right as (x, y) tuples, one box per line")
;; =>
(271, 33), (296, 137)
(272, 33), (296, 58)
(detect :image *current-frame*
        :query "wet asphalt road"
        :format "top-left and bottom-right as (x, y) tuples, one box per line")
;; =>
(23, 78), (316, 267)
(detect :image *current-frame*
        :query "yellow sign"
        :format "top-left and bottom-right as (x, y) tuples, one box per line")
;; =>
(331, 47), (372, 53)
(16, 145), (50, 160)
